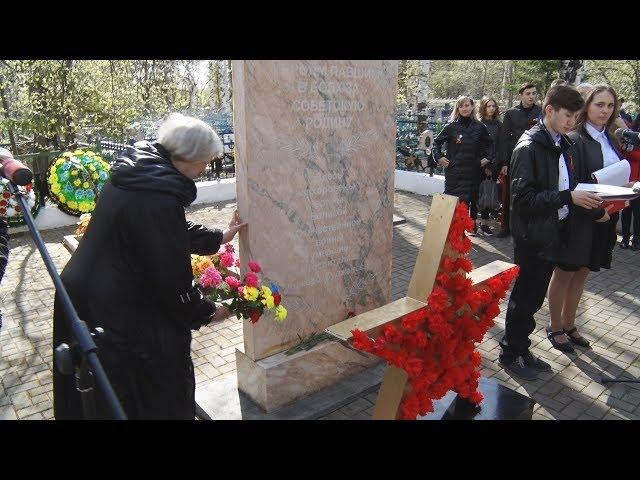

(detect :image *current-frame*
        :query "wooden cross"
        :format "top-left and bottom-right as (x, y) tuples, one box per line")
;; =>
(325, 193), (516, 420)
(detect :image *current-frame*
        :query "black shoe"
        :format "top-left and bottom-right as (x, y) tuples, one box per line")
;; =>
(480, 225), (494, 236)
(546, 328), (575, 353)
(563, 327), (591, 349)
(620, 239), (630, 249)
(522, 351), (552, 372)
(499, 355), (539, 381)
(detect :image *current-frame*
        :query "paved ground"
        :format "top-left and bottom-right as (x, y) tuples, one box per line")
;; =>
(1, 191), (640, 420)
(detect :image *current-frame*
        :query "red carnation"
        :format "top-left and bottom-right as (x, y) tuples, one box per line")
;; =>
(273, 293), (281, 306)
(249, 310), (261, 324)
(248, 261), (262, 273)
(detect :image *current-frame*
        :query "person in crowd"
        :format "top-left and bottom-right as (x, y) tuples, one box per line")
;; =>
(53, 113), (247, 419)
(499, 84), (601, 380)
(620, 123), (640, 250)
(497, 82), (543, 238)
(546, 85), (625, 352)
(477, 96), (503, 236)
(619, 97), (633, 126)
(432, 95), (492, 234)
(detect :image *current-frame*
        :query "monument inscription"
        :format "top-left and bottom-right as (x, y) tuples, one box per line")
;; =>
(233, 60), (398, 361)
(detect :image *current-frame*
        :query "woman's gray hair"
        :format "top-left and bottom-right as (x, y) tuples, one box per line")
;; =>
(157, 113), (223, 163)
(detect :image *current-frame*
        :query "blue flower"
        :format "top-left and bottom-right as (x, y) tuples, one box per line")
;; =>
(269, 282), (280, 294)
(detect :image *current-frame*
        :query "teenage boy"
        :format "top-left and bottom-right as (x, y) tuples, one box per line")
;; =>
(497, 83), (542, 238)
(498, 84), (602, 380)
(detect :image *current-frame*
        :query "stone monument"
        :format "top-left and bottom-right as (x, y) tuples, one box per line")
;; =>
(232, 60), (398, 411)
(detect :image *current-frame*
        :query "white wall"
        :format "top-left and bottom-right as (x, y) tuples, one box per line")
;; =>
(394, 169), (444, 196)
(10, 172), (445, 233)
(10, 178), (239, 234)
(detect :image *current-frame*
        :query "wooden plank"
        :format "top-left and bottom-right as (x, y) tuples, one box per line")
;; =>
(325, 296), (426, 342)
(406, 193), (458, 302)
(468, 260), (517, 286)
(372, 364), (409, 420)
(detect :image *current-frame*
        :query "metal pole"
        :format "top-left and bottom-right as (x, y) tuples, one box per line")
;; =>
(8, 182), (127, 420)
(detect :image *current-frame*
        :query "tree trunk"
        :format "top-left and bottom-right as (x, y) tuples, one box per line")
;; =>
(0, 75), (17, 152)
(559, 60), (583, 84)
(506, 60), (514, 107)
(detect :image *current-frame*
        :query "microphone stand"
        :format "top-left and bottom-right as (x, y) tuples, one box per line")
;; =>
(7, 181), (127, 420)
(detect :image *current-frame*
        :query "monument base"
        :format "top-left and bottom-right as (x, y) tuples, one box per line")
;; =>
(235, 340), (380, 412)
(419, 378), (536, 420)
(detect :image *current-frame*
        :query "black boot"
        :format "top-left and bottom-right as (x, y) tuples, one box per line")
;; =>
(632, 237), (640, 251)
(620, 237), (630, 249)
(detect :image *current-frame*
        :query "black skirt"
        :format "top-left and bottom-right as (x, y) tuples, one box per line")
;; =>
(556, 213), (618, 272)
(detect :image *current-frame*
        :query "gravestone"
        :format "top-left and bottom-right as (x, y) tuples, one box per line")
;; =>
(232, 60), (398, 411)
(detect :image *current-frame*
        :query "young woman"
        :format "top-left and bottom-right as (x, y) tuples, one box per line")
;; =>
(432, 95), (492, 233)
(546, 85), (624, 352)
(477, 96), (503, 236)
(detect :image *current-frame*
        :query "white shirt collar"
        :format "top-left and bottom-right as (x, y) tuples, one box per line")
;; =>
(586, 122), (607, 141)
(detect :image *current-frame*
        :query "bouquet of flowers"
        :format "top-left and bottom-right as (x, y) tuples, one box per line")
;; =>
(191, 244), (287, 324)
(75, 213), (92, 238)
(0, 179), (44, 227)
(47, 149), (111, 216)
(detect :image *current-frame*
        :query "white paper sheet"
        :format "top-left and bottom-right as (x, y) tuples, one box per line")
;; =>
(591, 161), (630, 186)
(575, 183), (640, 200)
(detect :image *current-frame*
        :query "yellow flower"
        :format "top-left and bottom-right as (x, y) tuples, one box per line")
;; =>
(51, 183), (61, 194)
(262, 295), (275, 309)
(55, 159), (65, 166)
(73, 149), (84, 155)
(71, 170), (78, 176)
(63, 152), (73, 158)
(73, 179), (81, 187)
(243, 286), (259, 301)
(58, 194), (66, 203)
(261, 286), (272, 298)
(85, 151), (95, 156)
(92, 173), (99, 180)
(68, 201), (78, 209)
(275, 305), (287, 322)
(83, 182), (90, 188)
(89, 164), (96, 171)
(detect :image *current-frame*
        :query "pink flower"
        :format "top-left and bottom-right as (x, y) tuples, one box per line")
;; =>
(201, 267), (222, 288)
(224, 243), (235, 253)
(220, 252), (235, 268)
(225, 276), (242, 290)
(245, 272), (259, 288)
(238, 286), (244, 297)
(234, 259), (241, 267)
(248, 261), (262, 273)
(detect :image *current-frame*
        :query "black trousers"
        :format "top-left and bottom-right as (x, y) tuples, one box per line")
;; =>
(621, 197), (640, 241)
(500, 244), (555, 362)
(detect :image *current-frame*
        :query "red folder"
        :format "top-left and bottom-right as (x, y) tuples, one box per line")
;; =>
(602, 200), (629, 214)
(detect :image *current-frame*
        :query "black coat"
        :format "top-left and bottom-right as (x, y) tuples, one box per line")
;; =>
(553, 126), (622, 269)
(499, 103), (542, 170)
(53, 141), (223, 419)
(481, 118), (503, 177)
(432, 116), (491, 201)
(509, 121), (579, 259)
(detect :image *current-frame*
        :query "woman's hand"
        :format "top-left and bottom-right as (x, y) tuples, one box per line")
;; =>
(500, 165), (508, 176)
(438, 157), (450, 168)
(480, 158), (490, 168)
(222, 210), (248, 244)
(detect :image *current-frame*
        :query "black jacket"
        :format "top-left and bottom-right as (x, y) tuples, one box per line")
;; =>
(432, 116), (491, 199)
(481, 117), (503, 176)
(53, 141), (223, 419)
(553, 126), (621, 267)
(509, 121), (578, 258)
(499, 103), (542, 170)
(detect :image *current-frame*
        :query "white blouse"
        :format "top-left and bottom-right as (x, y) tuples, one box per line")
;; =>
(586, 122), (620, 168)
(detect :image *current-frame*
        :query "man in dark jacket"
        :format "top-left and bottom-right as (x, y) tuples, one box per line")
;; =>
(53, 114), (247, 419)
(496, 83), (542, 237)
(499, 84), (602, 380)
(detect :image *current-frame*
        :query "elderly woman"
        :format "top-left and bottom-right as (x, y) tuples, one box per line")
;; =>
(53, 113), (247, 419)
